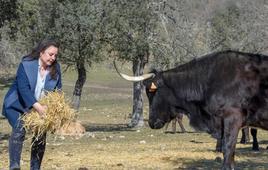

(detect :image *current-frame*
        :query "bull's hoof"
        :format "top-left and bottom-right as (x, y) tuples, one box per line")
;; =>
(215, 156), (222, 162)
(252, 146), (259, 151)
(252, 143), (259, 151)
(253, 148), (259, 151)
(240, 138), (250, 144)
(215, 147), (222, 152)
(240, 139), (246, 144)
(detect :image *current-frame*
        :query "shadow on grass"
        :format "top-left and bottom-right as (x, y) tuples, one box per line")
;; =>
(164, 131), (206, 134)
(0, 76), (14, 90)
(0, 133), (10, 141)
(258, 140), (268, 145)
(0, 133), (9, 154)
(172, 147), (268, 169)
(236, 146), (268, 156)
(84, 123), (136, 132)
(164, 131), (197, 134)
(169, 157), (268, 170)
(171, 157), (221, 170)
(0, 133), (10, 154)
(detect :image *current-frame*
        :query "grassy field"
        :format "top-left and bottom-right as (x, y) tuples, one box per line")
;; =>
(1, 64), (268, 169)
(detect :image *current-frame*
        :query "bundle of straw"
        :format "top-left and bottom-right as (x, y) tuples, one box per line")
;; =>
(20, 91), (76, 139)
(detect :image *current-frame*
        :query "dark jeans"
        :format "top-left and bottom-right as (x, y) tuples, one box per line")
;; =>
(9, 121), (46, 170)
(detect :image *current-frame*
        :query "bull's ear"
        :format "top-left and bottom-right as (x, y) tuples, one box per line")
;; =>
(149, 82), (157, 92)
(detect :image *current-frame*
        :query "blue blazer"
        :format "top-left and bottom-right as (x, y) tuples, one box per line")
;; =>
(2, 57), (62, 128)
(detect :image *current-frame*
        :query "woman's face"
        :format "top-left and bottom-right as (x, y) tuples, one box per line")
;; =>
(40, 45), (58, 67)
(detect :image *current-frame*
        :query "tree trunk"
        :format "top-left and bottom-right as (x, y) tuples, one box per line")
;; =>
(128, 57), (146, 127)
(72, 59), (86, 111)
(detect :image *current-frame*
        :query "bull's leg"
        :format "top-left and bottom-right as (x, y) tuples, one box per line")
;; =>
(216, 138), (223, 152)
(222, 113), (242, 170)
(172, 119), (176, 133)
(251, 128), (259, 151)
(240, 127), (250, 144)
(164, 122), (170, 132)
(214, 117), (224, 152)
(177, 113), (186, 133)
(177, 118), (186, 133)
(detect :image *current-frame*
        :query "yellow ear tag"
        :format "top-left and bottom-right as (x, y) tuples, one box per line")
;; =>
(149, 82), (157, 92)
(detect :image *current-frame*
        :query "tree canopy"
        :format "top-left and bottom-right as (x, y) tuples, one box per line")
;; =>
(0, 0), (268, 115)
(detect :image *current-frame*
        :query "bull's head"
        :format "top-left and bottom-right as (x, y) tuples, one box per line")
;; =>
(114, 61), (176, 129)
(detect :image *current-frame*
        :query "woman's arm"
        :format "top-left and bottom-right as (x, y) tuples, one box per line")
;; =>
(32, 102), (47, 117)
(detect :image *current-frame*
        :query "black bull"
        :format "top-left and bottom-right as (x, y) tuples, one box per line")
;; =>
(114, 50), (268, 170)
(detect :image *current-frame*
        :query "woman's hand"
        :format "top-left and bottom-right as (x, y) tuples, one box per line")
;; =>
(33, 102), (47, 118)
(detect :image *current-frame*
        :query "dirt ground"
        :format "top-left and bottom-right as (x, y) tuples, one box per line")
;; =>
(1, 67), (268, 170)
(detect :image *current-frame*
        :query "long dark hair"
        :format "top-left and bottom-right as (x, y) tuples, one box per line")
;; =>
(25, 39), (60, 80)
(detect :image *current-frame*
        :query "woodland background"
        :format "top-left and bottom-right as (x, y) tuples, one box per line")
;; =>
(0, 0), (268, 130)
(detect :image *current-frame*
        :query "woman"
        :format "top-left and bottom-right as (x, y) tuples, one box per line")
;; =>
(2, 39), (62, 170)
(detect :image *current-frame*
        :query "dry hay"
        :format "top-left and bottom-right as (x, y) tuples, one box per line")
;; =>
(20, 91), (78, 139)
(55, 120), (85, 137)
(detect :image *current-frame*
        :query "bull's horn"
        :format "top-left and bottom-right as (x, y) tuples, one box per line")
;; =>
(113, 60), (155, 82)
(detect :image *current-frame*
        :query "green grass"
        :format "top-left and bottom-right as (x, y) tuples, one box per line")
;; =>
(1, 64), (268, 169)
